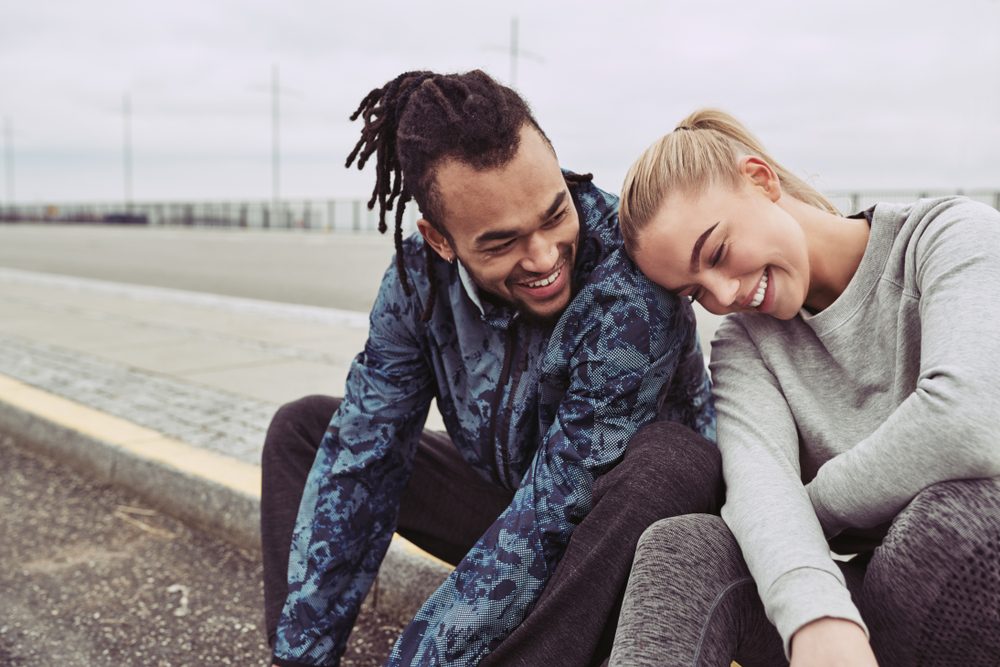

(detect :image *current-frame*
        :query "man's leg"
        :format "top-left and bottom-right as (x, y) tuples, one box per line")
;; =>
(481, 421), (725, 667)
(609, 514), (786, 667)
(859, 477), (1000, 666)
(260, 395), (512, 647)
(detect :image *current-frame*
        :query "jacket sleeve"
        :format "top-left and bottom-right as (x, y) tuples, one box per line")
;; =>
(272, 262), (435, 667)
(711, 317), (866, 658)
(807, 199), (1000, 537)
(387, 272), (696, 665)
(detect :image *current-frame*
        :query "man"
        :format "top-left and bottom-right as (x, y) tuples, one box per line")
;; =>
(262, 69), (720, 667)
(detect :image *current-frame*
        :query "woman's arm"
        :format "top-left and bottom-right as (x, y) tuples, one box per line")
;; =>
(711, 317), (867, 657)
(807, 199), (1000, 538)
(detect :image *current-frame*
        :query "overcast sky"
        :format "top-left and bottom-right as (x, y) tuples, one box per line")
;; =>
(2, 0), (999, 204)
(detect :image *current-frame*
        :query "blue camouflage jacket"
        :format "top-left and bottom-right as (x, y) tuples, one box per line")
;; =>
(273, 179), (715, 666)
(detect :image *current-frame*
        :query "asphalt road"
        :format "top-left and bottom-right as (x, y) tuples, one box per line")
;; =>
(0, 434), (405, 667)
(0, 223), (395, 313)
(0, 223), (723, 347)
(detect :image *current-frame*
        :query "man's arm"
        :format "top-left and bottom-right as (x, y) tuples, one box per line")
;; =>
(387, 265), (697, 665)
(272, 262), (434, 667)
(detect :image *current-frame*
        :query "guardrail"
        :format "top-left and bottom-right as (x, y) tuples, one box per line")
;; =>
(1, 190), (998, 231)
(0, 199), (422, 233)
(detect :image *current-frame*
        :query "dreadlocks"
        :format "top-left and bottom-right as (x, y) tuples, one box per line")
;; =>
(345, 69), (551, 321)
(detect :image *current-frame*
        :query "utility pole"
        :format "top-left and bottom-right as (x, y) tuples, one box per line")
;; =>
(509, 17), (520, 88)
(3, 116), (13, 206)
(123, 93), (133, 209)
(272, 63), (280, 227)
(482, 16), (543, 89)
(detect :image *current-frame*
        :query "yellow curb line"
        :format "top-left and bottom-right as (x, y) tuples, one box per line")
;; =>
(0, 372), (260, 497)
(0, 372), (447, 566)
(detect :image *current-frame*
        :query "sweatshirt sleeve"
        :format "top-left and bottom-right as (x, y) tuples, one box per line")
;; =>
(807, 199), (1000, 538)
(272, 261), (434, 667)
(711, 318), (866, 657)
(386, 269), (697, 665)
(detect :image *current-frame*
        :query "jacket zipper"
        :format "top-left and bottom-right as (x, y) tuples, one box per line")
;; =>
(488, 319), (519, 487)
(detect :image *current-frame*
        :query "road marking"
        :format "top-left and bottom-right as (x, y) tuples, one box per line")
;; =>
(0, 372), (261, 497)
(0, 371), (447, 566)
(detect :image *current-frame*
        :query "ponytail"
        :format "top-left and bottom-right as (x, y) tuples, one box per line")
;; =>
(620, 109), (837, 256)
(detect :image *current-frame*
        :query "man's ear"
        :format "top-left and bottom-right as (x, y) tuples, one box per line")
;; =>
(739, 155), (782, 203)
(417, 219), (456, 263)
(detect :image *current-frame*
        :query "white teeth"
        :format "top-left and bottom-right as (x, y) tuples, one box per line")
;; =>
(525, 269), (560, 288)
(749, 270), (768, 308)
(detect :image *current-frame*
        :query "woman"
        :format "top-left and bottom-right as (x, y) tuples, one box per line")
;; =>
(609, 110), (1000, 666)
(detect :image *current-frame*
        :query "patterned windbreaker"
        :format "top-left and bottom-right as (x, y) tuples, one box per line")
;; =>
(273, 179), (716, 666)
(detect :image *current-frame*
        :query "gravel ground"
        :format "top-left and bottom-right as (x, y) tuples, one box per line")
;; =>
(0, 433), (406, 666)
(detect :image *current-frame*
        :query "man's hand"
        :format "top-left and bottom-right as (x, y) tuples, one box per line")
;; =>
(790, 618), (878, 667)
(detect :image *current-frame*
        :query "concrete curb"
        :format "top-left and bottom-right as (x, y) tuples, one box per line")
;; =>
(0, 373), (451, 625)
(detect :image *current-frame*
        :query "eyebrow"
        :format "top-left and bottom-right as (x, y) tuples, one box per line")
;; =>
(689, 222), (720, 273)
(473, 190), (568, 247)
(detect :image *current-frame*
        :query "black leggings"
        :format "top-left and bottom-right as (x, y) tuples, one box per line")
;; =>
(610, 478), (1000, 666)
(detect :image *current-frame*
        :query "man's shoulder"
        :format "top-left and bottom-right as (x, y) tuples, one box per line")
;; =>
(574, 247), (676, 321)
(558, 246), (689, 358)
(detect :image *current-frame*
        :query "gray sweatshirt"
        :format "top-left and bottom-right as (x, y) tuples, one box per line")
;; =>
(710, 196), (1000, 655)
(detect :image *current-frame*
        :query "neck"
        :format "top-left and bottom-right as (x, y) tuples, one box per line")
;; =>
(778, 196), (870, 312)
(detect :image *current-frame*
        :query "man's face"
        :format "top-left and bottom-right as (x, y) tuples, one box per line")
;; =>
(423, 124), (580, 321)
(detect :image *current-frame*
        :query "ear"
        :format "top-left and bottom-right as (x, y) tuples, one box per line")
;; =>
(416, 219), (456, 262)
(739, 155), (782, 203)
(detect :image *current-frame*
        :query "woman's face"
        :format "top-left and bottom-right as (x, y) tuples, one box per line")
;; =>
(632, 178), (810, 319)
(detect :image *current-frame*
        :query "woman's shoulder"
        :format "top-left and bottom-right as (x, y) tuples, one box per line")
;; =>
(711, 311), (806, 360)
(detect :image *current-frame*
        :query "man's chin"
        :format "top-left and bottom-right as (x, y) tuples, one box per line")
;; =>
(515, 291), (571, 324)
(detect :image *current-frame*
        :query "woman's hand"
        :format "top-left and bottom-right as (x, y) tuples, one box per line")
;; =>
(790, 618), (878, 666)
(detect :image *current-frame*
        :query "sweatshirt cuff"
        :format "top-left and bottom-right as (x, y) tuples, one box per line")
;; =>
(767, 567), (868, 659)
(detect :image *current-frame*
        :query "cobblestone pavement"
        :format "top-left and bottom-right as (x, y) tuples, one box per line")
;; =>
(0, 434), (407, 667)
(0, 267), (447, 440)
(0, 332), (276, 464)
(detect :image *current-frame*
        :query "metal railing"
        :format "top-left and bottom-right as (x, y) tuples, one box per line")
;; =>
(0, 199), (422, 233)
(825, 189), (1000, 215)
(1, 189), (998, 231)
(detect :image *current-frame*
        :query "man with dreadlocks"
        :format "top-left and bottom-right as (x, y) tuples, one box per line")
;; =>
(261, 69), (719, 667)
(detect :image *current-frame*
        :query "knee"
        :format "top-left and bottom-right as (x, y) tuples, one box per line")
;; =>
(262, 395), (339, 466)
(863, 479), (1000, 661)
(633, 515), (745, 581)
(881, 478), (1000, 565)
(609, 421), (723, 514)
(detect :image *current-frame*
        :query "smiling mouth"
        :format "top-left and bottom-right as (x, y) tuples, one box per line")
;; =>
(518, 261), (565, 289)
(747, 268), (769, 308)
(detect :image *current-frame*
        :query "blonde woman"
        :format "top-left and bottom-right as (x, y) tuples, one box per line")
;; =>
(609, 110), (1000, 666)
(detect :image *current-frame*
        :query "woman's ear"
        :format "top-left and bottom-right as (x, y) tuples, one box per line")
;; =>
(740, 155), (782, 202)
(416, 219), (456, 263)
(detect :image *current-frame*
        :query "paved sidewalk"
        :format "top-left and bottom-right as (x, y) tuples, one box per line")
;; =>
(0, 266), (450, 626)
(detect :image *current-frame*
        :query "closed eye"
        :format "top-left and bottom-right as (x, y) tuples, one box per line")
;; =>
(709, 242), (726, 267)
(542, 208), (568, 228)
(484, 238), (516, 254)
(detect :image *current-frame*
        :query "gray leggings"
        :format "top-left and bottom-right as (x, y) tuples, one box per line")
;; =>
(610, 478), (1000, 667)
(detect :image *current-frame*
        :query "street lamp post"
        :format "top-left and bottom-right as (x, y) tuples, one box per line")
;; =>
(272, 63), (280, 228)
(123, 93), (133, 210)
(3, 116), (13, 207)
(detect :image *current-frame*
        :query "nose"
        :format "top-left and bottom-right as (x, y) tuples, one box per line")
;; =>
(521, 231), (560, 274)
(702, 272), (741, 309)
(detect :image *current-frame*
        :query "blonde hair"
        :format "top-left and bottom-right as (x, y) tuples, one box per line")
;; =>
(619, 109), (837, 256)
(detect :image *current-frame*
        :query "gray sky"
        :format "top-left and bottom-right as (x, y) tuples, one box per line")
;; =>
(2, 0), (999, 203)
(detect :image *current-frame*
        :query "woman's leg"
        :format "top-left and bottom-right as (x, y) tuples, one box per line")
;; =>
(859, 478), (1000, 666)
(609, 514), (786, 667)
